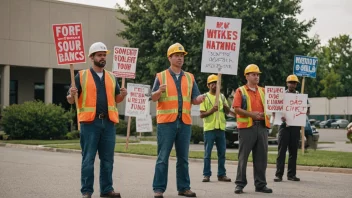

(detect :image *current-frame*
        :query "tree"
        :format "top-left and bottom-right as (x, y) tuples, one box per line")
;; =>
(116, 0), (317, 96)
(305, 34), (352, 97)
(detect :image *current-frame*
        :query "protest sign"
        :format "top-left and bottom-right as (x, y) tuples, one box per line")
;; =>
(113, 46), (138, 79)
(125, 83), (150, 117)
(191, 105), (200, 116)
(293, 55), (318, 78)
(201, 16), (242, 75)
(136, 115), (153, 133)
(52, 23), (85, 65)
(265, 86), (285, 112)
(283, 93), (308, 126)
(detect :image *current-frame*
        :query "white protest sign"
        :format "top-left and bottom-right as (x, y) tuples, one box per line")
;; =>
(136, 115), (153, 133)
(283, 93), (308, 126)
(201, 16), (242, 75)
(113, 46), (139, 79)
(265, 86), (285, 112)
(191, 105), (200, 116)
(125, 83), (150, 117)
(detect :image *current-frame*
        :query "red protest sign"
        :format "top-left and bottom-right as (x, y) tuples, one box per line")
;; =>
(52, 23), (85, 65)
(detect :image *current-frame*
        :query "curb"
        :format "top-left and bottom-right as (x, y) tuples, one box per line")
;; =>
(2, 143), (352, 174)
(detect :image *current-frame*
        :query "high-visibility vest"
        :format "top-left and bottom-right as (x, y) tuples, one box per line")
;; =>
(77, 69), (119, 123)
(236, 86), (270, 128)
(156, 69), (194, 124)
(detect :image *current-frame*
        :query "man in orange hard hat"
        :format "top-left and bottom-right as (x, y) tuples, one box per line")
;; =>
(274, 74), (308, 182)
(232, 64), (272, 194)
(200, 74), (231, 183)
(151, 43), (205, 198)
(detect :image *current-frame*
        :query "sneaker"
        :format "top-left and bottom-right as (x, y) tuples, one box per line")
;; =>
(178, 189), (196, 197)
(202, 176), (210, 182)
(217, 175), (231, 182)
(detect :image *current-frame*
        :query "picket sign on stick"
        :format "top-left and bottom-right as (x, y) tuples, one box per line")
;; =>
(300, 77), (306, 154)
(214, 73), (222, 127)
(120, 78), (131, 150)
(52, 22), (86, 131)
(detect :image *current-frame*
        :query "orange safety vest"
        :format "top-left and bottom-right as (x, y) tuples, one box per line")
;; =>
(236, 86), (270, 128)
(156, 69), (194, 125)
(77, 69), (119, 123)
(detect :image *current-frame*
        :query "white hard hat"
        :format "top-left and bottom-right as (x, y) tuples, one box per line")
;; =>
(88, 42), (109, 57)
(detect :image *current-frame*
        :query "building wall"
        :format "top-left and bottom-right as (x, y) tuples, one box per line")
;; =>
(0, 0), (125, 71)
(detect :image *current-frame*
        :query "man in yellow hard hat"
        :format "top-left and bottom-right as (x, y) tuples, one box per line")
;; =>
(151, 43), (205, 198)
(200, 74), (231, 183)
(67, 42), (127, 198)
(274, 74), (306, 182)
(232, 64), (272, 194)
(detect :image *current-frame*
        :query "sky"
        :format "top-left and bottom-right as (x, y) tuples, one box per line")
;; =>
(59, 0), (352, 45)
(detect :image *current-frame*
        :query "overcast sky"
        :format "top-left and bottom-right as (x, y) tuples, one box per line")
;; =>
(59, 0), (352, 45)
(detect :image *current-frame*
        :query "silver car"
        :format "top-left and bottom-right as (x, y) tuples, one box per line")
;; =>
(331, 119), (350, 129)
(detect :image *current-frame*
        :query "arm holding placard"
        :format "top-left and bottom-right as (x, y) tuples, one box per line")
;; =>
(191, 81), (205, 105)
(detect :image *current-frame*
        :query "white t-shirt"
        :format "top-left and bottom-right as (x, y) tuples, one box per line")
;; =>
(96, 72), (103, 79)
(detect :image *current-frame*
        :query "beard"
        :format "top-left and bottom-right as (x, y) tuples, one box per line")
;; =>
(94, 60), (106, 67)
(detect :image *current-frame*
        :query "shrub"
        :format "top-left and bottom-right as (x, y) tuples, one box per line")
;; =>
(66, 130), (80, 140)
(191, 125), (204, 144)
(116, 119), (128, 135)
(1, 101), (71, 140)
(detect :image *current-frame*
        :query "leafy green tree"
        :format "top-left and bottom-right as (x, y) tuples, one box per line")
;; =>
(116, 0), (317, 96)
(305, 34), (351, 97)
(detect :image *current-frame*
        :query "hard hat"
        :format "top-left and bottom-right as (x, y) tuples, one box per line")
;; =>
(88, 42), (109, 57)
(244, 64), (261, 76)
(207, 74), (218, 84)
(286, 74), (300, 83)
(167, 43), (188, 57)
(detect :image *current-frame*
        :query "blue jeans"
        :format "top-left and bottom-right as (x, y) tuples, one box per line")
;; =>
(203, 130), (227, 177)
(80, 118), (116, 195)
(153, 119), (191, 193)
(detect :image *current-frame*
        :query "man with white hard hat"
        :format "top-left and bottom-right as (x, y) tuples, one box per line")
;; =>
(67, 42), (127, 198)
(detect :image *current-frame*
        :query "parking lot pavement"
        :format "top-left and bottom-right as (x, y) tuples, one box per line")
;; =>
(1, 147), (352, 198)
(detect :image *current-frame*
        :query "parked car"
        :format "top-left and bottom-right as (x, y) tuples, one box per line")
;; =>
(331, 119), (350, 129)
(319, 119), (337, 128)
(225, 116), (239, 148)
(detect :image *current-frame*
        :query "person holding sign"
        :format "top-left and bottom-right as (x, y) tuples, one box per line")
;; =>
(200, 74), (231, 183)
(274, 74), (309, 182)
(232, 64), (272, 194)
(67, 42), (127, 198)
(151, 43), (205, 198)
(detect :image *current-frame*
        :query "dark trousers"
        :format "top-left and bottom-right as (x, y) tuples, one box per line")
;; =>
(235, 122), (268, 189)
(275, 125), (300, 177)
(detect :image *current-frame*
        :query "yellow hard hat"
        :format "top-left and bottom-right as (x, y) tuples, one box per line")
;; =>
(244, 64), (261, 76)
(207, 74), (218, 84)
(167, 43), (188, 57)
(286, 74), (300, 83)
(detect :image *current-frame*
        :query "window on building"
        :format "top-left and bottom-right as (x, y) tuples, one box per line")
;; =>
(34, 83), (71, 110)
(10, 80), (18, 105)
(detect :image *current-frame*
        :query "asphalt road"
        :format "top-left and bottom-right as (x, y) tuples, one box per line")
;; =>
(1, 147), (351, 198)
